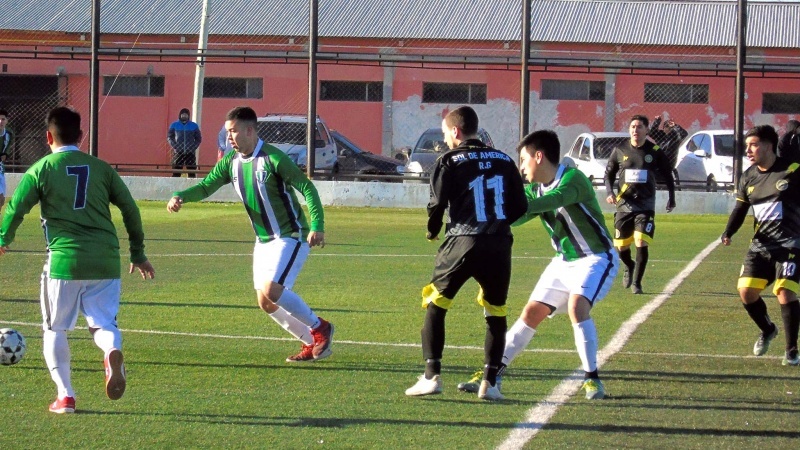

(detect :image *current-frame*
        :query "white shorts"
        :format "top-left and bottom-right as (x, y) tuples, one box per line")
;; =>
(529, 251), (619, 316)
(253, 238), (309, 290)
(40, 273), (121, 332)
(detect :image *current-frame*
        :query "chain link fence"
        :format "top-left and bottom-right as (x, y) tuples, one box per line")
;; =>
(1, 0), (799, 185)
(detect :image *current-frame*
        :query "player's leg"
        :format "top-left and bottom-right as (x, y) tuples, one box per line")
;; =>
(81, 279), (126, 400)
(407, 236), (471, 396)
(253, 238), (333, 360)
(613, 212), (635, 289)
(41, 275), (81, 413)
(738, 250), (778, 356)
(630, 212), (655, 294)
(773, 253), (800, 365)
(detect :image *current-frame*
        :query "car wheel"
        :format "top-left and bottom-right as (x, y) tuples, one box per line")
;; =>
(706, 174), (718, 192)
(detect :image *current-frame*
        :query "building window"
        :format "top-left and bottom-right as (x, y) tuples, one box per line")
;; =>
(762, 93), (800, 114)
(644, 83), (708, 104)
(103, 76), (164, 97)
(204, 78), (263, 99)
(541, 80), (605, 101)
(320, 81), (383, 102)
(422, 83), (486, 104)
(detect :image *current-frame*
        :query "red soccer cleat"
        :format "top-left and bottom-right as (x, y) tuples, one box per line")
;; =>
(49, 396), (76, 414)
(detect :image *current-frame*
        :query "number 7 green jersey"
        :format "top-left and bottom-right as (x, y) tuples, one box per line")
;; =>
(0, 147), (147, 280)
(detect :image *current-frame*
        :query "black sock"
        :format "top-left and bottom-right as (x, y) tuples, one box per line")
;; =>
(743, 297), (775, 334)
(633, 246), (649, 286)
(619, 248), (634, 270)
(584, 370), (599, 380)
(484, 315), (507, 385)
(780, 301), (800, 352)
(421, 303), (447, 377)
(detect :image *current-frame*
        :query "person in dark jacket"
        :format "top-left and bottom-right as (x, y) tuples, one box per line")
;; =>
(777, 119), (800, 163)
(167, 108), (202, 177)
(649, 115), (688, 172)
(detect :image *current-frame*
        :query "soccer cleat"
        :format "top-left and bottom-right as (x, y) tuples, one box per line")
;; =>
(405, 374), (442, 396)
(49, 396), (76, 414)
(631, 284), (643, 295)
(582, 378), (605, 400)
(310, 319), (334, 359)
(622, 265), (633, 289)
(782, 349), (800, 366)
(457, 370), (483, 393)
(104, 348), (126, 400)
(478, 380), (504, 401)
(285, 343), (332, 362)
(753, 326), (778, 356)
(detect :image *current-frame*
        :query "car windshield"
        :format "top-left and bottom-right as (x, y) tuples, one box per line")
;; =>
(257, 122), (319, 145)
(594, 137), (629, 159)
(714, 134), (736, 157)
(413, 130), (448, 154)
(331, 132), (363, 154)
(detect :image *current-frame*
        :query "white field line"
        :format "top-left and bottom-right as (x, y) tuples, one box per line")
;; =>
(496, 238), (722, 450)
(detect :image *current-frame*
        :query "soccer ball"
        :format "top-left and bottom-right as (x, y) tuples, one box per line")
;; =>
(0, 328), (27, 365)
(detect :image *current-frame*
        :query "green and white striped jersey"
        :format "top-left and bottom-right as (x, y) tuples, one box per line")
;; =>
(0, 146), (147, 280)
(174, 140), (324, 243)
(516, 165), (613, 261)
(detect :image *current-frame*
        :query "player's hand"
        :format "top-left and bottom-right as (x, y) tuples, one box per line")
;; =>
(721, 235), (732, 246)
(666, 199), (676, 213)
(0, 246), (7, 256)
(426, 231), (439, 241)
(167, 196), (183, 213)
(307, 231), (325, 248)
(129, 260), (155, 279)
(606, 195), (617, 205)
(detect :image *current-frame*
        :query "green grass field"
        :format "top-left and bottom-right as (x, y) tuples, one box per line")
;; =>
(1, 202), (798, 449)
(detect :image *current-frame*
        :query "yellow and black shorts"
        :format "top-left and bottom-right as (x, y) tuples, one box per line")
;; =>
(613, 210), (655, 247)
(738, 247), (800, 295)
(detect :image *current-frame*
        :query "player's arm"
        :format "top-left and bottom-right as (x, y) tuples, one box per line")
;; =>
(167, 124), (178, 149)
(426, 160), (450, 240)
(504, 169), (529, 224)
(168, 155), (233, 212)
(277, 154), (326, 247)
(513, 185), (542, 227)
(0, 172), (41, 249)
(526, 170), (589, 215)
(603, 150), (620, 204)
(109, 171), (149, 266)
(721, 198), (750, 245)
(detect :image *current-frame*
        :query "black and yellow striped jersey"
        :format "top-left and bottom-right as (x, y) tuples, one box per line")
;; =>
(604, 139), (674, 212)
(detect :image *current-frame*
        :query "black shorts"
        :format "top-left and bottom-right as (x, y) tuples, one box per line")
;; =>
(613, 210), (655, 247)
(738, 247), (800, 295)
(430, 234), (513, 306)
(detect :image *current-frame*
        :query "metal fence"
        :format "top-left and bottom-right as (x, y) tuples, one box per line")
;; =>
(1, 0), (799, 188)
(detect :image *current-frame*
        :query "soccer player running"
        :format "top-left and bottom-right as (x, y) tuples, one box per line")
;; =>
(167, 106), (334, 363)
(604, 115), (676, 294)
(721, 125), (800, 366)
(0, 107), (155, 414)
(405, 106), (527, 401)
(458, 130), (618, 399)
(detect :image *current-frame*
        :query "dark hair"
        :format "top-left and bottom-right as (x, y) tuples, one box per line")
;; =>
(444, 106), (479, 136)
(226, 106), (258, 127)
(517, 129), (561, 164)
(630, 114), (649, 129)
(46, 107), (81, 145)
(0, 109), (8, 117)
(745, 125), (779, 151)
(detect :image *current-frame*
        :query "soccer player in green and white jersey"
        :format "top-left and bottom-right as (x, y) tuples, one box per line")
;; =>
(167, 106), (334, 363)
(458, 130), (618, 400)
(0, 107), (155, 414)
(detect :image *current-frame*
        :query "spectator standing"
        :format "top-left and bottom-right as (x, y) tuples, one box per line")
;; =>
(649, 115), (688, 171)
(604, 115), (676, 294)
(217, 123), (234, 161)
(0, 107), (155, 413)
(404, 106), (527, 401)
(777, 119), (800, 163)
(167, 108), (202, 177)
(0, 109), (14, 209)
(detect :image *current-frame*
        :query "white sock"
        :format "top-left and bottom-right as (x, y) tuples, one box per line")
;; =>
(92, 326), (122, 354)
(43, 329), (74, 398)
(573, 318), (598, 373)
(275, 289), (320, 329)
(269, 307), (313, 345)
(503, 319), (537, 366)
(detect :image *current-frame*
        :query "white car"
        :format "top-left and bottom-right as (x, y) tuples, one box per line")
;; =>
(256, 114), (338, 171)
(563, 132), (630, 184)
(674, 129), (749, 190)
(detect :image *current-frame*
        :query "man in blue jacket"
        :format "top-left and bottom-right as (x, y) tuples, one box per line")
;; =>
(167, 108), (202, 177)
